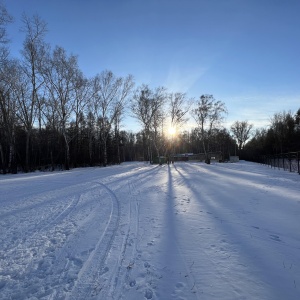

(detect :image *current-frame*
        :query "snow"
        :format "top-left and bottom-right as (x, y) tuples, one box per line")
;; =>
(0, 161), (299, 300)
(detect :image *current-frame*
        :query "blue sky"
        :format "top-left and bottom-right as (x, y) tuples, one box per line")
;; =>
(4, 0), (300, 131)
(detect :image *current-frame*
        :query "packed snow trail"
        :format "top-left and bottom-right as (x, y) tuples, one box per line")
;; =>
(0, 161), (299, 299)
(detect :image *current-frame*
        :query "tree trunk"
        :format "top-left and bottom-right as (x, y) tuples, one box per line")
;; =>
(63, 132), (70, 170)
(115, 126), (121, 164)
(116, 140), (121, 164)
(89, 134), (93, 166)
(0, 143), (6, 174)
(73, 124), (79, 168)
(103, 138), (107, 167)
(202, 139), (210, 164)
(51, 150), (54, 171)
(25, 130), (31, 172)
(8, 142), (16, 173)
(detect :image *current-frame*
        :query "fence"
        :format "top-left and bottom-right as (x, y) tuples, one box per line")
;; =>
(260, 152), (300, 174)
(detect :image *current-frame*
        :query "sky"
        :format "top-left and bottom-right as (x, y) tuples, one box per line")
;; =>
(3, 0), (300, 132)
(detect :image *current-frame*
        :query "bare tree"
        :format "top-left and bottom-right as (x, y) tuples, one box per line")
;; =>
(42, 46), (80, 170)
(71, 72), (91, 166)
(0, 59), (19, 173)
(18, 14), (47, 171)
(169, 92), (191, 130)
(0, 3), (13, 173)
(192, 94), (227, 163)
(168, 92), (192, 158)
(91, 70), (134, 166)
(0, 3), (12, 43)
(230, 120), (253, 151)
(150, 86), (167, 159)
(131, 85), (153, 139)
(131, 85), (166, 162)
(0, 3), (12, 65)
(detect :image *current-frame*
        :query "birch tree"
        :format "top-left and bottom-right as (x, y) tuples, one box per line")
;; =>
(192, 94), (227, 163)
(91, 70), (134, 166)
(131, 85), (166, 162)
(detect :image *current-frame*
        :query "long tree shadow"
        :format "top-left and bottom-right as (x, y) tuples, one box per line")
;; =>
(171, 162), (296, 300)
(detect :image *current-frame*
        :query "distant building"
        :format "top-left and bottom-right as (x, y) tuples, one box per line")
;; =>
(172, 151), (223, 162)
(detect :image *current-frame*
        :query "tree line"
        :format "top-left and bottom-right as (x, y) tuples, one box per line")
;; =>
(0, 5), (299, 174)
(0, 9), (233, 174)
(243, 109), (300, 161)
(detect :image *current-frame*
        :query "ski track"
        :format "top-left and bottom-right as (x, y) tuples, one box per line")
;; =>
(0, 162), (299, 300)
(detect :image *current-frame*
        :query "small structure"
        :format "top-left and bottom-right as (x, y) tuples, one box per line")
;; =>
(189, 152), (223, 162)
(171, 152), (223, 163)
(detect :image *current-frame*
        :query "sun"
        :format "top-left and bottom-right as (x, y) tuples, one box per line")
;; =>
(168, 126), (176, 136)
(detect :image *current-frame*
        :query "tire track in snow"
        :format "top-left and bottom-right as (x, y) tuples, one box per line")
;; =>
(1, 165), (160, 299)
(106, 179), (140, 299)
(61, 165), (160, 299)
(66, 181), (121, 300)
(108, 166), (167, 299)
(88, 167), (154, 299)
(45, 185), (109, 298)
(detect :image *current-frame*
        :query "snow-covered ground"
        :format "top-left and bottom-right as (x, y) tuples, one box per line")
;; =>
(0, 161), (299, 300)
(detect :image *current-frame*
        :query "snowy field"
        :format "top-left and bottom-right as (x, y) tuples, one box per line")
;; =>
(0, 161), (299, 300)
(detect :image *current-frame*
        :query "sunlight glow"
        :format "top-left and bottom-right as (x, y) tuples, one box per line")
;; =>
(168, 126), (176, 136)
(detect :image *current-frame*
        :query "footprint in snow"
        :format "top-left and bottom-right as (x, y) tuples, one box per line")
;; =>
(129, 279), (136, 287)
(145, 289), (153, 299)
(270, 234), (281, 242)
(175, 282), (185, 288)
